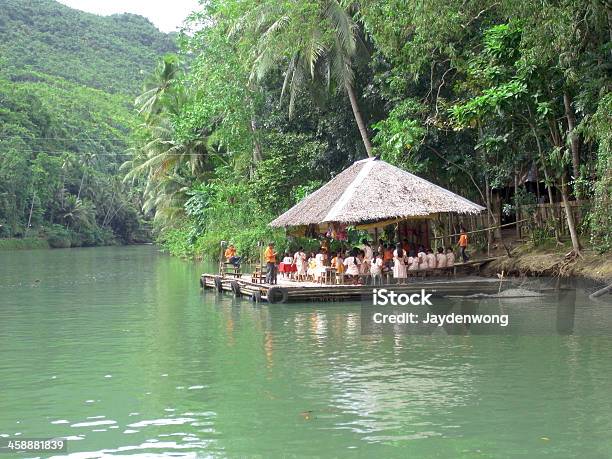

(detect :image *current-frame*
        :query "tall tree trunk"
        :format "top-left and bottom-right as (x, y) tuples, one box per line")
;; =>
(560, 174), (581, 254)
(77, 172), (86, 201)
(514, 169), (521, 239)
(345, 82), (373, 157)
(531, 124), (561, 242)
(25, 192), (35, 237)
(485, 175), (493, 256)
(249, 116), (263, 179)
(607, 2), (612, 58)
(251, 118), (263, 163)
(563, 92), (580, 180)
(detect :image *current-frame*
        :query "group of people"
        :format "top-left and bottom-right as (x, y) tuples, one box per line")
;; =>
(228, 228), (470, 286)
(261, 230), (469, 285)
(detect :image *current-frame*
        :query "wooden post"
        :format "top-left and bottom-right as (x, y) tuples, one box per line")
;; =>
(514, 170), (521, 240)
(219, 241), (227, 275)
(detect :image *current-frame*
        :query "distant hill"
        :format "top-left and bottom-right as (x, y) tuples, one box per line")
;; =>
(0, 0), (176, 94)
(0, 0), (178, 244)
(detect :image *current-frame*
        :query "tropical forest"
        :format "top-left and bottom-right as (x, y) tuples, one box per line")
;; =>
(2, 0), (611, 271)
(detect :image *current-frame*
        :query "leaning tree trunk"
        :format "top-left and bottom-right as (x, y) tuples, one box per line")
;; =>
(249, 116), (263, 179)
(531, 124), (561, 242)
(560, 174), (581, 255)
(25, 191), (35, 237)
(77, 172), (86, 201)
(563, 92), (580, 181)
(345, 82), (373, 157)
(251, 118), (263, 163)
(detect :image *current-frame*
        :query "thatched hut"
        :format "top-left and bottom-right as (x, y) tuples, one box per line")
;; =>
(270, 157), (484, 247)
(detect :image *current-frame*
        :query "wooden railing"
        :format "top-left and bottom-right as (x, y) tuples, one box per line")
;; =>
(432, 199), (591, 250)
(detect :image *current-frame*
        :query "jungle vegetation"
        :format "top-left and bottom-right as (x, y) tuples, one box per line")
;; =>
(0, 0), (175, 247)
(2, 0), (609, 257)
(125, 0), (610, 260)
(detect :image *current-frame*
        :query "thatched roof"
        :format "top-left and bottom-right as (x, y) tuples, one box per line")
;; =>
(270, 157), (485, 228)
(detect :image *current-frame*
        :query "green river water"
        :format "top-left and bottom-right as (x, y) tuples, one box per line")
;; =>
(1, 246), (611, 458)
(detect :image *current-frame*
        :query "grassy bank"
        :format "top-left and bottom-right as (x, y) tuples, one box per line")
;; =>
(0, 238), (50, 251)
(482, 242), (612, 282)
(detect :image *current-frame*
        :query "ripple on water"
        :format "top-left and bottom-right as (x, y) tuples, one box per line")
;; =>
(127, 417), (197, 428)
(71, 420), (116, 428)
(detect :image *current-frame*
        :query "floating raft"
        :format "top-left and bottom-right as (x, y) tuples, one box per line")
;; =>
(200, 273), (509, 304)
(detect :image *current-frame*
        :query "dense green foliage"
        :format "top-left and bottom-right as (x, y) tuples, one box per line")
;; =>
(0, 0), (175, 94)
(121, 0), (609, 258)
(0, 0), (174, 246)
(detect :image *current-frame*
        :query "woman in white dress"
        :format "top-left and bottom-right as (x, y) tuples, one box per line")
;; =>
(370, 252), (383, 285)
(294, 247), (307, 281)
(393, 243), (407, 283)
(315, 248), (328, 284)
(343, 249), (362, 285)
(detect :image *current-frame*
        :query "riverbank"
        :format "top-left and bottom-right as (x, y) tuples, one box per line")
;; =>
(0, 238), (152, 251)
(0, 238), (50, 251)
(482, 243), (612, 282)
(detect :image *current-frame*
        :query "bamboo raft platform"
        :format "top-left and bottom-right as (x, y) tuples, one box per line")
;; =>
(200, 258), (507, 303)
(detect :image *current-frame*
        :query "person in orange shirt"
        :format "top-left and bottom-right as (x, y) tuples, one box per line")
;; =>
(383, 244), (394, 271)
(224, 244), (240, 267)
(264, 242), (278, 285)
(458, 227), (469, 262)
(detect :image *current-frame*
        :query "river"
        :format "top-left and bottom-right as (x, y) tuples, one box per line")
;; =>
(1, 246), (611, 458)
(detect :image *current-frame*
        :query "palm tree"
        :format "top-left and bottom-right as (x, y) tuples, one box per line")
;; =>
(135, 54), (183, 120)
(61, 195), (95, 230)
(76, 151), (98, 200)
(234, 0), (374, 156)
(123, 54), (212, 228)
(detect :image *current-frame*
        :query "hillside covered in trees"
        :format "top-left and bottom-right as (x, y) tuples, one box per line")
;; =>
(0, 0), (175, 247)
(125, 0), (611, 260)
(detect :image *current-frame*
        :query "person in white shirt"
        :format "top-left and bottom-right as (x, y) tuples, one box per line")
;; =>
(393, 243), (407, 283)
(294, 247), (307, 281)
(358, 250), (370, 277)
(343, 249), (362, 285)
(280, 252), (293, 279)
(446, 247), (456, 266)
(435, 247), (447, 269)
(370, 252), (384, 285)
(362, 239), (373, 261)
(408, 250), (419, 271)
(315, 248), (328, 284)
(417, 246), (427, 270)
(425, 248), (436, 270)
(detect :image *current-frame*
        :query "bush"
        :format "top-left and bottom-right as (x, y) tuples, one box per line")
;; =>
(45, 225), (72, 248)
(0, 238), (49, 250)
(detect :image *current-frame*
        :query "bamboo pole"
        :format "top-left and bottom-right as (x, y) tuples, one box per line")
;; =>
(430, 218), (529, 240)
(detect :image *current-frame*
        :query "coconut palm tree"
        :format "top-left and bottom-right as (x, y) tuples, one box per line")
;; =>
(123, 53), (213, 227)
(61, 195), (96, 230)
(135, 54), (183, 120)
(234, 0), (374, 156)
